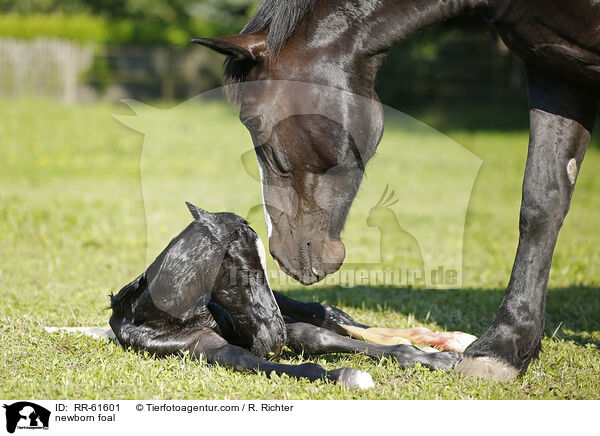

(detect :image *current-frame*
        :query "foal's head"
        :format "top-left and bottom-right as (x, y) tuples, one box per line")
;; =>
(194, 0), (385, 284)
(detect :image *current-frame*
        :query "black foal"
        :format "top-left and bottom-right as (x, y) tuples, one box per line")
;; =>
(109, 203), (460, 389)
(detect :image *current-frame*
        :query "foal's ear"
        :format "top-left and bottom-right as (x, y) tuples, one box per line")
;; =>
(191, 32), (267, 60)
(185, 202), (211, 220)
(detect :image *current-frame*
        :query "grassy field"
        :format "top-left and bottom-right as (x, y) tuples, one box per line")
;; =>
(1, 97), (599, 400)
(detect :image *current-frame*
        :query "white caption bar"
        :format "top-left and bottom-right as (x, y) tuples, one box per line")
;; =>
(0, 400), (594, 436)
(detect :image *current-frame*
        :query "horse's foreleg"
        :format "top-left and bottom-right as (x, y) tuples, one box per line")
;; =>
(458, 64), (596, 381)
(286, 322), (461, 370)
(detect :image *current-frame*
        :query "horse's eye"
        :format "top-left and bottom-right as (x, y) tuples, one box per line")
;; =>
(242, 115), (263, 131)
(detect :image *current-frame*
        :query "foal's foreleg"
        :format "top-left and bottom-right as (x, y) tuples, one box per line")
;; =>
(459, 65), (596, 381)
(286, 322), (461, 370)
(114, 322), (373, 389)
(274, 291), (476, 352)
(273, 291), (368, 335)
(210, 339), (374, 389)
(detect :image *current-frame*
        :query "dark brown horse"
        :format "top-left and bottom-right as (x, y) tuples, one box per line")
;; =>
(193, 0), (599, 381)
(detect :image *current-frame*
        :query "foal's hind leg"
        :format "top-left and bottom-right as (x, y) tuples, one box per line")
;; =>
(113, 321), (373, 389)
(274, 291), (476, 352)
(286, 322), (461, 370)
(459, 65), (596, 381)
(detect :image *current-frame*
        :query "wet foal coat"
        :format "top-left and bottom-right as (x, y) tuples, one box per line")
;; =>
(108, 203), (461, 388)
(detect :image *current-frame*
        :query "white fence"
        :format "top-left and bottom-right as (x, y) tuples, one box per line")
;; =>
(0, 37), (224, 102)
(0, 38), (94, 103)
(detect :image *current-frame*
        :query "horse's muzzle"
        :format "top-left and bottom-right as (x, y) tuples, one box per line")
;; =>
(271, 236), (346, 285)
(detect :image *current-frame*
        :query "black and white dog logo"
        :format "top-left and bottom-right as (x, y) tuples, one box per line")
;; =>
(3, 402), (50, 433)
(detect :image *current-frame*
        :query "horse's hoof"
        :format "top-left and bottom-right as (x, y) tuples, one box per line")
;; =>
(335, 368), (374, 390)
(456, 356), (519, 381)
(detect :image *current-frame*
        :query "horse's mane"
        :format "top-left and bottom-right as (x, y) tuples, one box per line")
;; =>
(224, 0), (317, 102)
(243, 0), (316, 53)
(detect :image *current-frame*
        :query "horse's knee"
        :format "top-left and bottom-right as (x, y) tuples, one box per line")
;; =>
(519, 189), (567, 236)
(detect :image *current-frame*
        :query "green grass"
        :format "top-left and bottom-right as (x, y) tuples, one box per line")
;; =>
(1, 97), (599, 399)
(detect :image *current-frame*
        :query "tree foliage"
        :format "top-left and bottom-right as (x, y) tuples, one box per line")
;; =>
(0, 0), (260, 37)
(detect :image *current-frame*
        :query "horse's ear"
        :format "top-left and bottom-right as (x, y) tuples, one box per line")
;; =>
(191, 32), (267, 60)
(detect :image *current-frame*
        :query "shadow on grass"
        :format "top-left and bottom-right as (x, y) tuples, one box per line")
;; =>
(278, 285), (600, 345)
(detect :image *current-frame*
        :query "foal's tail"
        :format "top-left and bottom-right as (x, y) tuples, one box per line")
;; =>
(43, 275), (147, 344)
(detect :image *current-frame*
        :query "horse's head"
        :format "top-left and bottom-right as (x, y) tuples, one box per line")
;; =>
(194, 1), (385, 284)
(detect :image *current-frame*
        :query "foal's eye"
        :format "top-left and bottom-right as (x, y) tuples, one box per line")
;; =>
(242, 115), (263, 131)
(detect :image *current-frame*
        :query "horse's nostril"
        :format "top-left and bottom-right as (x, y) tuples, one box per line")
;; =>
(322, 240), (346, 274)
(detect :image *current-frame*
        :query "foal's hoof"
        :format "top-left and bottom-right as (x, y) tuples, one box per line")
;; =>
(332, 368), (374, 390)
(425, 350), (463, 370)
(456, 357), (519, 381)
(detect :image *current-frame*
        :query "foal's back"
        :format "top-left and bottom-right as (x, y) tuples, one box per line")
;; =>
(109, 203), (286, 358)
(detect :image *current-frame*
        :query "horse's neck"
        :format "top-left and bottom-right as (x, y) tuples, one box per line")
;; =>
(315, 0), (492, 55)
(301, 0), (493, 86)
